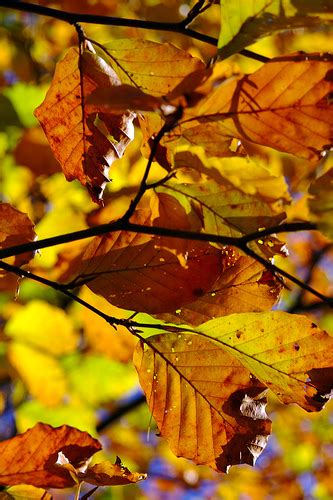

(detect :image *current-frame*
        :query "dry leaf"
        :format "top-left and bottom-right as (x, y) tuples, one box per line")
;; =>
(0, 423), (101, 488)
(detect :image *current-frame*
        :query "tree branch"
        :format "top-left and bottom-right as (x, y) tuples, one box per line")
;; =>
(0, 220), (316, 260)
(0, 1), (270, 62)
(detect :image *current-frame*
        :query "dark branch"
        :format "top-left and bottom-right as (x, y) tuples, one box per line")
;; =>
(0, 221), (316, 260)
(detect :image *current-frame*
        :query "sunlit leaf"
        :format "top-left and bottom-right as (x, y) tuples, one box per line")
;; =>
(101, 39), (206, 97)
(63, 353), (138, 405)
(134, 332), (271, 472)
(80, 457), (147, 486)
(0, 423), (101, 488)
(34, 44), (135, 204)
(218, 0), (333, 59)
(7, 342), (67, 406)
(187, 53), (333, 160)
(0, 484), (52, 499)
(5, 300), (78, 356)
(199, 312), (333, 411)
(161, 179), (285, 239)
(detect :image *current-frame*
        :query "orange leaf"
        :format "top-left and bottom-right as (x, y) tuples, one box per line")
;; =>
(0, 423), (101, 488)
(134, 333), (271, 472)
(80, 457), (147, 486)
(188, 53), (333, 160)
(34, 44), (135, 204)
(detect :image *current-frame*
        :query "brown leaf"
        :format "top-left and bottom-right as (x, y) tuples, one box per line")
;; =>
(0, 423), (101, 488)
(63, 197), (222, 314)
(80, 457), (147, 486)
(158, 252), (282, 326)
(34, 45), (135, 204)
(134, 333), (271, 472)
(188, 53), (333, 160)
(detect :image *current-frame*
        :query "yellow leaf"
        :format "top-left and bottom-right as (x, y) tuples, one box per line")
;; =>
(5, 301), (78, 355)
(102, 39), (206, 97)
(0, 484), (52, 499)
(218, 0), (333, 59)
(199, 312), (333, 411)
(7, 342), (67, 406)
(81, 457), (147, 486)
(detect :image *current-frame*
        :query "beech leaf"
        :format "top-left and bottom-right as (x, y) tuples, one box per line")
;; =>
(134, 332), (271, 472)
(218, 0), (333, 59)
(80, 457), (147, 486)
(101, 39), (206, 97)
(199, 312), (333, 412)
(0, 423), (101, 488)
(0, 484), (52, 499)
(158, 253), (282, 326)
(34, 45), (135, 204)
(64, 199), (222, 314)
(189, 53), (333, 160)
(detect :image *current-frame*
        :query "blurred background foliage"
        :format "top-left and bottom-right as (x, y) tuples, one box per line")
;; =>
(1, 1), (333, 498)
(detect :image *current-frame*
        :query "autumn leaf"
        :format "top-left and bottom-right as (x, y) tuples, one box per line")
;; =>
(308, 166), (333, 239)
(63, 197), (223, 314)
(199, 312), (333, 412)
(7, 342), (68, 406)
(0, 423), (101, 488)
(186, 53), (333, 160)
(158, 253), (282, 326)
(0, 204), (36, 267)
(5, 300), (78, 355)
(0, 484), (52, 499)
(134, 332), (271, 472)
(34, 44), (135, 204)
(80, 457), (147, 486)
(161, 178), (285, 239)
(218, 0), (333, 59)
(101, 39), (206, 97)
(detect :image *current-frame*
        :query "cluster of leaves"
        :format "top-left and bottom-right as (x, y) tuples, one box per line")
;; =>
(1, 0), (333, 498)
